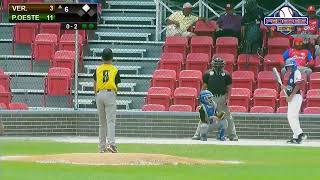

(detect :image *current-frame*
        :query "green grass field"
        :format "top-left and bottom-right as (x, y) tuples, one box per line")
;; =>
(1, 140), (320, 180)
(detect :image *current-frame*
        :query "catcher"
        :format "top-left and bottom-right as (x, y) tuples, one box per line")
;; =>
(192, 90), (228, 141)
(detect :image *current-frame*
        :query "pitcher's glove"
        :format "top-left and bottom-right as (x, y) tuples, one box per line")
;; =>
(216, 111), (226, 121)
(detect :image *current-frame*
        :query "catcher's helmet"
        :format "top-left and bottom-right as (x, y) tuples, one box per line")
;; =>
(211, 57), (225, 67)
(285, 57), (297, 71)
(199, 90), (216, 107)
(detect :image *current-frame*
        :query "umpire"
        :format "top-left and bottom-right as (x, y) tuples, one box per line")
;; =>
(192, 57), (238, 141)
(93, 48), (121, 153)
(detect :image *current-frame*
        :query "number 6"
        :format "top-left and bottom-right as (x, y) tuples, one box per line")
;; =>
(65, 6), (69, 12)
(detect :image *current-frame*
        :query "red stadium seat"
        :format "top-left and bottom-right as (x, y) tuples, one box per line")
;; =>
(213, 53), (235, 74)
(0, 103), (7, 109)
(0, 85), (11, 108)
(173, 87), (198, 111)
(178, 70), (202, 94)
(229, 88), (251, 111)
(250, 106), (274, 113)
(151, 69), (176, 93)
(59, 34), (83, 69)
(44, 67), (72, 107)
(267, 37), (290, 54)
(309, 72), (320, 90)
(263, 54), (284, 72)
(277, 106), (288, 113)
(31, 34), (58, 70)
(142, 104), (165, 111)
(0, 73), (10, 92)
(185, 53), (209, 74)
(169, 104), (193, 112)
(283, 72), (307, 94)
(159, 53), (183, 77)
(39, 23), (61, 39)
(306, 89), (320, 107)
(163, 37), (188, 58)
(232, 71), (255, 95)
(257, 71), (278, 93)
(0, 68), (4, 74)
(253, 88), (277, 110)
(237, 54), (260, 78)
(8, 102), (28, 110)
(303, 107), (320, 114)
(62, 30), (87, 44)
(190, 36), (213, 58)
(147, 87), (171, 111)
(51, 50), (75, 74)
(229, 105), (247, 113)
(12, 23), (38, 53)
(215, 37), (238, 57)
(194, 20), (217, 36)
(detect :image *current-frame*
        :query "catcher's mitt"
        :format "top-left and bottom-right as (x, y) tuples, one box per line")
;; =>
(216, 111), (226, 120)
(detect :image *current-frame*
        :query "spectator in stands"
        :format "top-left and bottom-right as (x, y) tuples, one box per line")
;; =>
(315, 37), (320, 66)
(166, 2), (199, 37)
(240, 0), (265, 54)
(215, 4), (242, 39)
(297, 6), (319, 35)
(282, 37), (314, 75)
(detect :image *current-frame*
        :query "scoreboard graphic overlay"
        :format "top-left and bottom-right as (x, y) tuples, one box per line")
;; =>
(9, 3), (98, 30)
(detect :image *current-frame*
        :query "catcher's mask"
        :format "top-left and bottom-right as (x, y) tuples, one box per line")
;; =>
(199, 90), (216, 107)
(212, 57), (225, 73)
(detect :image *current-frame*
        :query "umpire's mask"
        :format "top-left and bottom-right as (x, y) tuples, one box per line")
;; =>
(212, 57), (225, 74)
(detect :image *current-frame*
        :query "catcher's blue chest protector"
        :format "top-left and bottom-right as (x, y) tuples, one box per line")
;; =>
(200, 104), (217, 123)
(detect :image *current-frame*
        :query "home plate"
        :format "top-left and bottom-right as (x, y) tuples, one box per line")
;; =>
(0, 153), (243, 166)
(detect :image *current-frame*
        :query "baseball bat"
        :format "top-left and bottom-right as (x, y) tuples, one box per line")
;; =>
(272, 67), (288, 97)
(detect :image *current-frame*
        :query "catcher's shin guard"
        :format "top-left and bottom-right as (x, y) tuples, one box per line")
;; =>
(218, 128), (226, 141)
(199, 123), (209, 141)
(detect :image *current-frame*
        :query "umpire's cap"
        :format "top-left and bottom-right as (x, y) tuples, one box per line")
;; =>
(212, 57), (225, 67)
(102, 48), (113, 61)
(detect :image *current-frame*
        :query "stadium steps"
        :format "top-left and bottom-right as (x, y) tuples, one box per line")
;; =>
(79, 82), (137, 92)
(103, 9), (156, 13)
(95, 32), (151, 41)
(84, 65), (142, 75)
(101, 16), (155, 25)
(90, 47), (147, 58)
(76, 99), (132, 110)
(107, 1), (155, 9)
(98, 24), (156, 29)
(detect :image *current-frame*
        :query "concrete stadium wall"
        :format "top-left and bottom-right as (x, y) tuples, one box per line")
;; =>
(1, 110), (320, 139)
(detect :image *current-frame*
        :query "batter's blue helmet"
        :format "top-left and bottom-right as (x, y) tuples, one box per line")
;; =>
(199, 90), (216, 107)
(285, 57), (297, 71)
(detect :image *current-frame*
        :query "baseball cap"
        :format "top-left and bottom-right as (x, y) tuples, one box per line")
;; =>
(307, 5), (315, 12)
(225, 3), (233, 10)
(102, 48), (113, 61)
(293, 37), (303, 44)
(183, 2), (192, 9)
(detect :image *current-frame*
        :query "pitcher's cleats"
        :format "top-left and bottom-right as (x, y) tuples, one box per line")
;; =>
(106, 144), (118, 153)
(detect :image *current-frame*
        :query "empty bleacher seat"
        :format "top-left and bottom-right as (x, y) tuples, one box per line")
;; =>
(146, 87), (171, 111)
(213, 53), (235, 74)
(229, 88), (251, 111)
(232, 71), (255, 95)
(194, 20), (217, 36)
(229, 105), (247, 113)
(169, 104), (193, 112)
(173, 87), (198, 111)
(257, 71), (278, 93)
(303, 107), (320, 114)
(0, 73), (10, 92)
(142, 104), (165, 111)
(31, 34), (58, 66)
(267, 37), (290, 54)
(277, 106), (288, 113)
(306, 89), (320, 107)
(51, 50), (75, 74)
(263, 54), (284, 72)
(13, 23), (38, 44)
(250, 106), (274, 113)
(62, 30), (87, 44)
(159, 53), (183, 77)
(44, 67), (72, 107)
(309, 72), (320, 90)
(190, 36), (213, 58)
(39, 23), (61, 39)
(8, 102), (28, 110)
(59, 33), (83, 52)
(215, 37), (238, 57)
(163, 37), (188, 58)
(253, 88), (277, 110)
(0, 85), (11, 108)
(151, 69), (176, 93)
(237, 54), (260, 78)
(178, 70), (202, 94)
(185, 53), (209, 74)
(0, 103), (7, 109)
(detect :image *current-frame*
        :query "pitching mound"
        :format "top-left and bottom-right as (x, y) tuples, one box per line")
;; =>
(0, 153), (243, 166)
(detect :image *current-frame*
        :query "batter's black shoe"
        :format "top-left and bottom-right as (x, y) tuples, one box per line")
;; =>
(287, 138), (299, 144)
(297, 133), (307, 144)
(106, 145), (118, 153)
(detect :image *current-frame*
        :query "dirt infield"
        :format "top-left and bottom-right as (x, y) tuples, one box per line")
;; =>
(0, 153), (243, 166)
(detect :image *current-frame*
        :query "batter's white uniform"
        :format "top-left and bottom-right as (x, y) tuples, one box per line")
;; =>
(286, 69), (303, 139)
